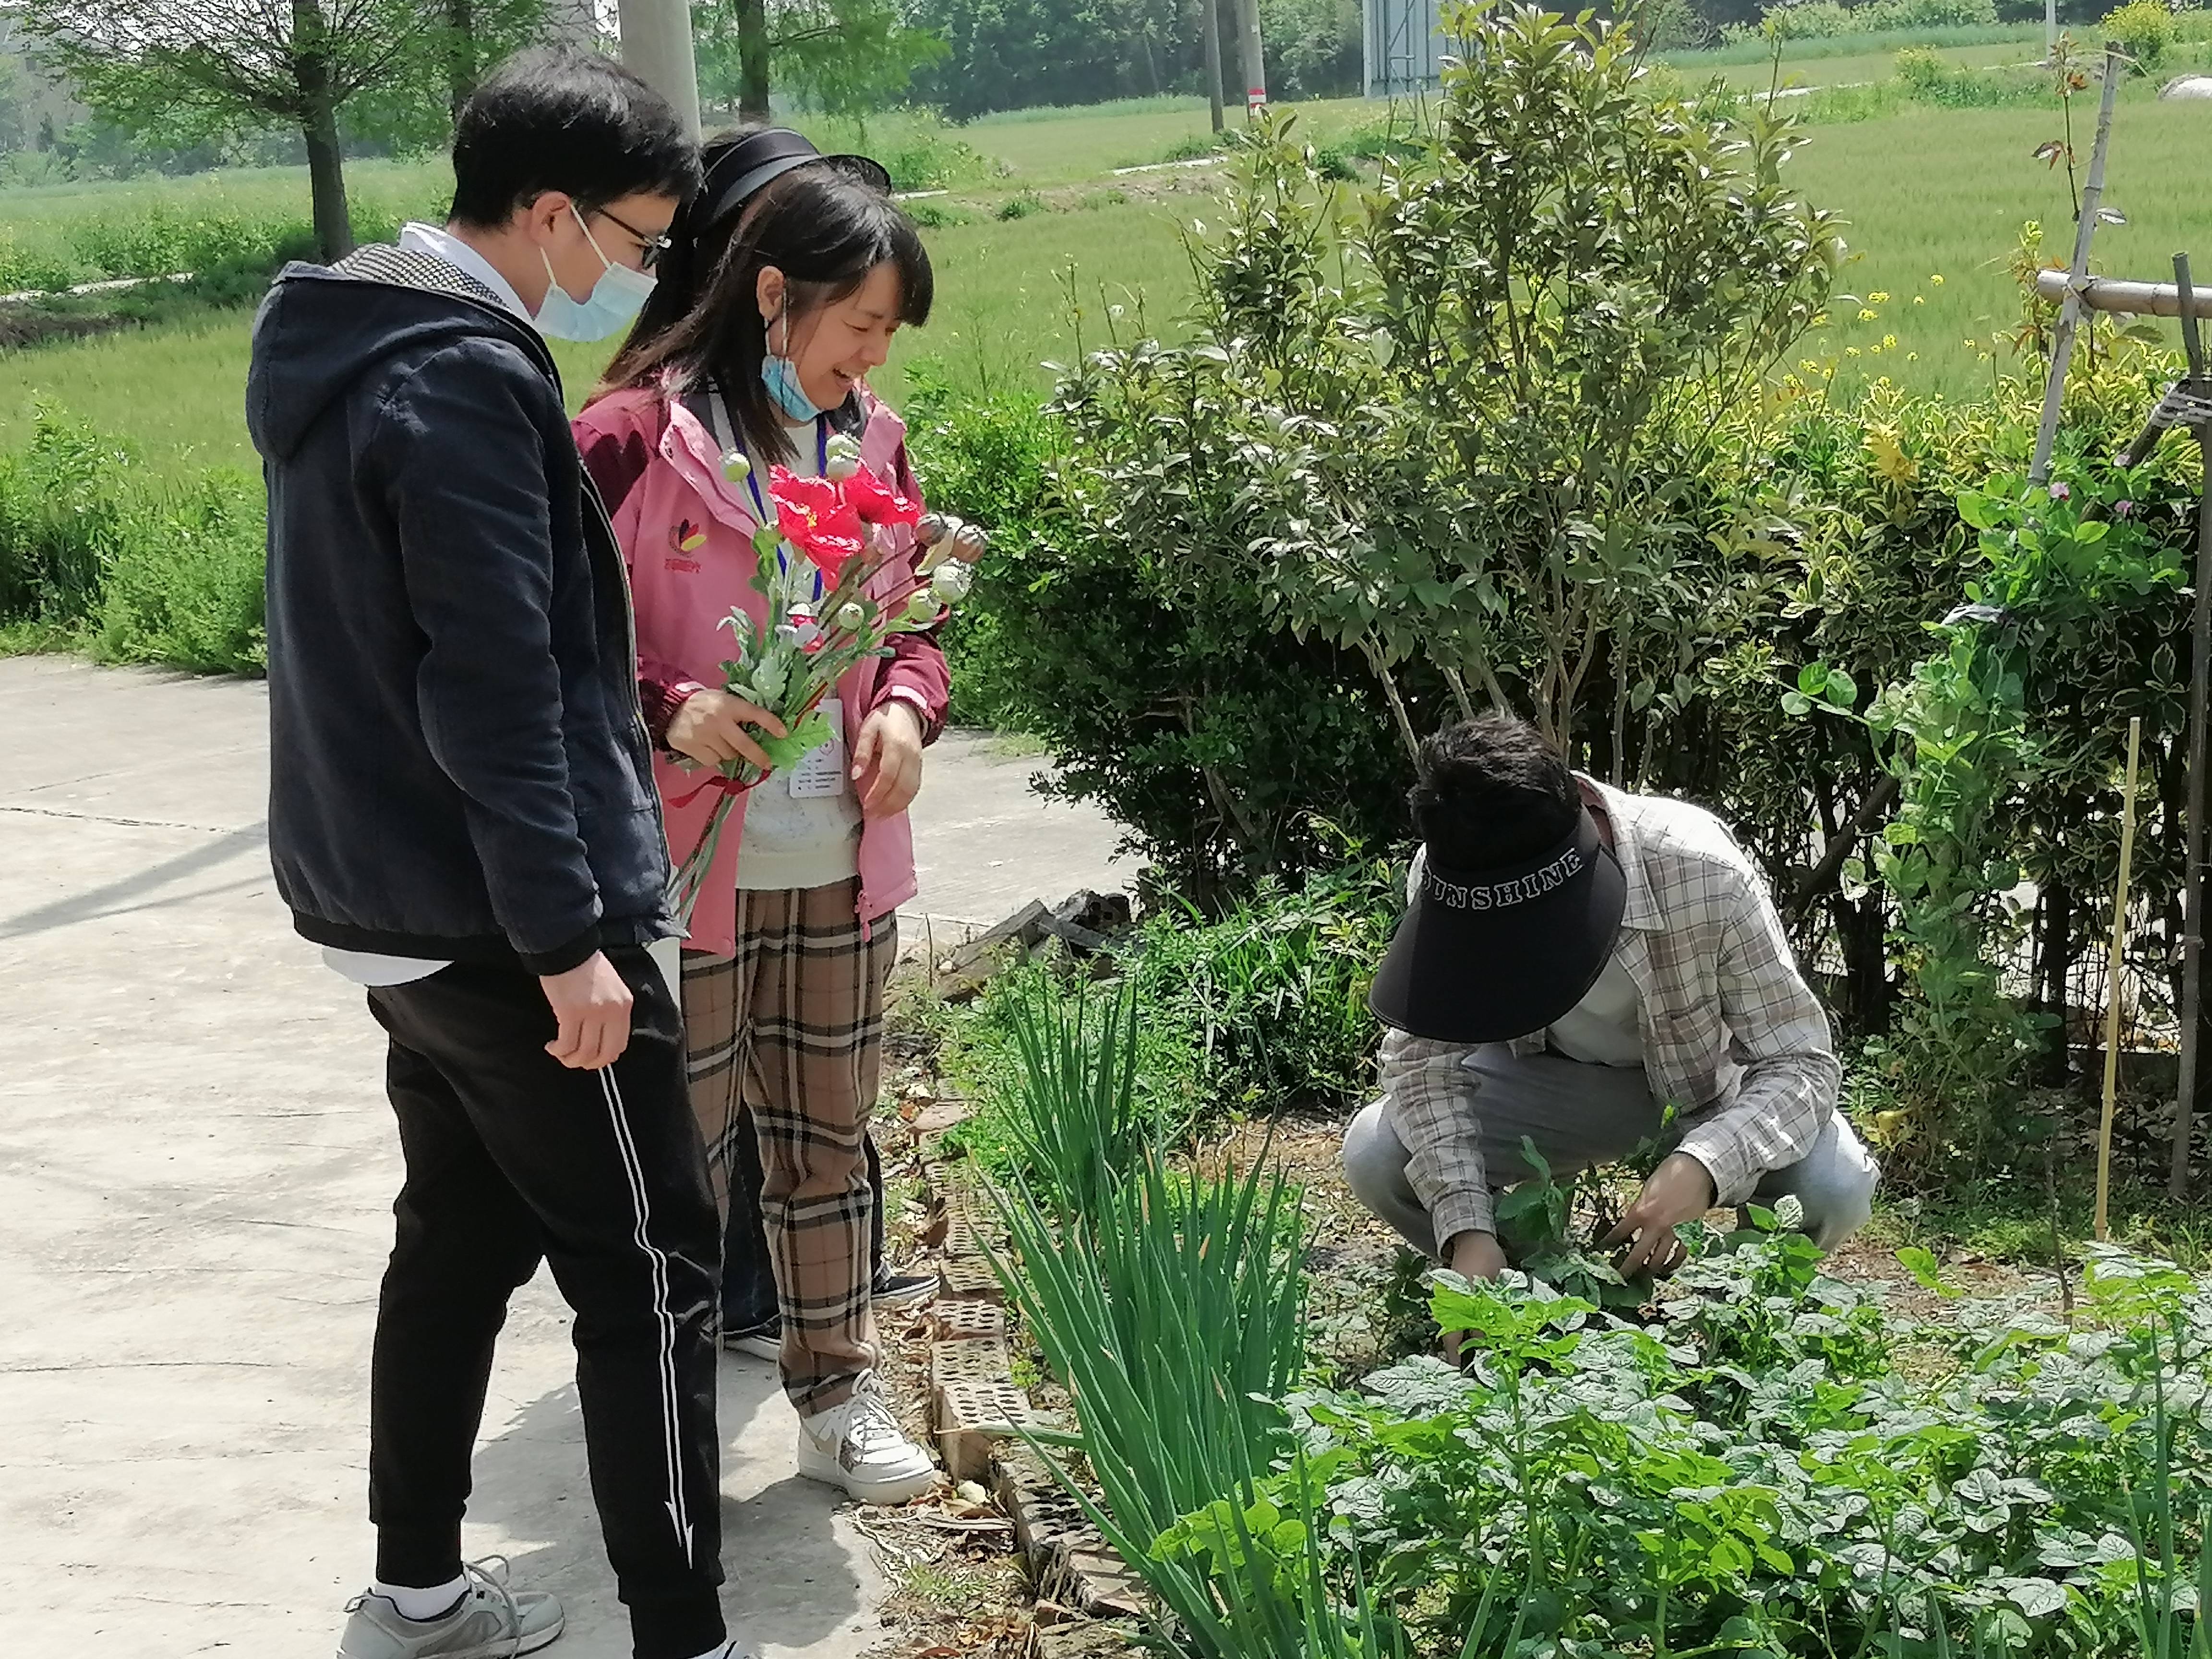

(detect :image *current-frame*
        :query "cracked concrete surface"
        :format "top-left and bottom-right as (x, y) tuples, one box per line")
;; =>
(0, 656), (1127, 1657)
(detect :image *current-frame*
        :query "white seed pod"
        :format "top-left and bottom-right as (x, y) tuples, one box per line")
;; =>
(931, 561), (974, 603)
(825, 454), (861, 482)
(825, 432), (864, 464)
(720, 449), (751, 484)
(952, 522), (991, 562)
(904, 589), (940, 624)
(835, 601), (866, 631)
(914, 511), (949, 547)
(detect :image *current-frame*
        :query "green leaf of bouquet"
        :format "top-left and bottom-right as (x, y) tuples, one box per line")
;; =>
(754, 708), (836, 773)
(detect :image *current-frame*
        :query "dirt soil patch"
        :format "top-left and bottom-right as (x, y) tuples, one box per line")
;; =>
(0, 304), (137, 349)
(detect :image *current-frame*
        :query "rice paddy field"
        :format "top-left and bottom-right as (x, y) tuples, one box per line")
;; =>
(0, 49), (2209, 483)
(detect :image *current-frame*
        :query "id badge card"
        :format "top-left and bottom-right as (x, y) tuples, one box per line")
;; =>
(789, 697), (847, 798)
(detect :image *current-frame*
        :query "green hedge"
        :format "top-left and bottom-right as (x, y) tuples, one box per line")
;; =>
(0, 405), (265, 673)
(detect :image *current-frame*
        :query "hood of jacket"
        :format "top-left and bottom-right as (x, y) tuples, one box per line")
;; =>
(247, 246), (558, 466)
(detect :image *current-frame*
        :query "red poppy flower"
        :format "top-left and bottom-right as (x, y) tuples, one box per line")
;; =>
(842, 467), (922, 528)
(768, 467), (865, 581)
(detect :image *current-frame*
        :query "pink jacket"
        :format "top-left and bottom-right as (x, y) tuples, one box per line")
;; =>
(573, 384), (951, 954)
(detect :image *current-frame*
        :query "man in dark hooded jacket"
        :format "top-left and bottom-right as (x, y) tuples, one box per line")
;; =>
(248, 48), (745, 1659)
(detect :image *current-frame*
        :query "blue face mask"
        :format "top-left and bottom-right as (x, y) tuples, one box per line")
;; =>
(760, 302), (827, 422)
(536, 207), (656, 342)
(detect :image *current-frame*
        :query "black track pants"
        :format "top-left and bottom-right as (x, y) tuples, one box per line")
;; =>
(363, 947), (725, 1659)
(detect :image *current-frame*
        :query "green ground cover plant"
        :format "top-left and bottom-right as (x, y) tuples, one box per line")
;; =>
(972, 970), (2212, 1659)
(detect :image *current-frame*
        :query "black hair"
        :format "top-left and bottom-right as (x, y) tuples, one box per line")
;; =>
(1409, 715), (1583, 871)
(599, 165), (933, 467)
(448, 48), (701, 229)
(614, 127), (767, 367)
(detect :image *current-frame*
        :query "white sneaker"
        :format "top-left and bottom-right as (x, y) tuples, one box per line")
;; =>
(795, 1372), (939, 1504)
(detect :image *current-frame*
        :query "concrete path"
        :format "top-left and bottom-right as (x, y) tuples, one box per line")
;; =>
(0, 657), (1128, 1657)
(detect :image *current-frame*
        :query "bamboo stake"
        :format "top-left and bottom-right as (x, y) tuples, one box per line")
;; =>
(2096, 715), (2143, 1242)
(2175, 254), (2211, 1200)
(2031, 47), (2124, 488)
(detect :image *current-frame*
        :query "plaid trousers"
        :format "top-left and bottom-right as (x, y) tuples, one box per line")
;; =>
(681, 880), (895, 1417)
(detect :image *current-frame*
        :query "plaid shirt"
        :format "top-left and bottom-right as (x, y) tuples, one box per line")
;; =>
(1379, 780), (1840, 1251)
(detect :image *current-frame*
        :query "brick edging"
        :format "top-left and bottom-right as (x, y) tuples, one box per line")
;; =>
(914, 1133), (1143, 1650)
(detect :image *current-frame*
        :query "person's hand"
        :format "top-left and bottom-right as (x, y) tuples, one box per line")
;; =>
(541, 951), (634, 1070)
(666, 688), (787, 772)
(852, 700), (925, 817)
(1440, 1230), (1508, 1364)
(1600, 1152), (1717, 1278)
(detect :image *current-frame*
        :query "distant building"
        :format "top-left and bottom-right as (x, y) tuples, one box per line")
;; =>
(1363, 0), (1451, 97)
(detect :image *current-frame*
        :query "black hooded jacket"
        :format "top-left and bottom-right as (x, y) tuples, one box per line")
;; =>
(246, 245), (670, 976)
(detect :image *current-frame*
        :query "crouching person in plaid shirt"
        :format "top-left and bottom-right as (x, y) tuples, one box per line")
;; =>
(1346, 714), (1880, 1295)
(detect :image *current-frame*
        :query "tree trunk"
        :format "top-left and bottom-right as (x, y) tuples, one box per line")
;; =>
(737, 0), (771, 123)
(294, 0), (354, 261)
(1200, 0), (1225, 132)
(447, 0), (478, 126)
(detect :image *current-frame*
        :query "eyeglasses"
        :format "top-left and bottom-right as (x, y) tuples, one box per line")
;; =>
(594, 206), (673, 272)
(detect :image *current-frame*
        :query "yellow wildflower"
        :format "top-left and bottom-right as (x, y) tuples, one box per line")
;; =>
(1931, 274), (1945, 285)
(1870, 290), (1890, 302)
(1866, 425), (1919, 483)
(1858, 308), (1878, 322)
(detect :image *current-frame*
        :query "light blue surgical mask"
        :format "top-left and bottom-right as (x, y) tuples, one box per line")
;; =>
(760, 302), (827, 422)
(536, 207), (656, 342)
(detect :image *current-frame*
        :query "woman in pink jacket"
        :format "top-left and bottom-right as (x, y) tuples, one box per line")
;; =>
(575, 145), (943, 1505)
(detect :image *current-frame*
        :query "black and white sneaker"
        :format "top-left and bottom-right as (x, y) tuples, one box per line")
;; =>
(723, 1316), (781, 1362)
(872, 1268), (936, 1311)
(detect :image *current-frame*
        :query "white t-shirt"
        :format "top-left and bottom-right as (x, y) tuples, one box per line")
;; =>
(1545, 953), (1645, 1068)
(325, 226), (535, 988)
(719, 411), (864, 893)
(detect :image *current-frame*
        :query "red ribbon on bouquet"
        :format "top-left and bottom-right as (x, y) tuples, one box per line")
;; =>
(668, 769), (758, 810)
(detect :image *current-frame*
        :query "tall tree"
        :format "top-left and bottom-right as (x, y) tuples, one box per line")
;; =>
(347, 0), (546, 152)
(694, 0), (946, 123)
(20, 0), (439, 258)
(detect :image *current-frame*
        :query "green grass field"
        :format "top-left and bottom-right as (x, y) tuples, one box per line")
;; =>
(1, 72), (2209, 481)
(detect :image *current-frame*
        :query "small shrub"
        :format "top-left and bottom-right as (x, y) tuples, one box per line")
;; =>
(1158, 132), (1228, 164)
(0, 232), (86, 295)
(2104, 0), (2177, 66)
(0, 403), (268, 674)
(1312, 122), (1423, 181)
(873, 130), (984, 193)
(994, 190), (1045, 221)
(94, 469), (267, 673)
(0, 404), (136, 625)
(901, 198), (972, 230)
(1127, 844), (1404, 1119)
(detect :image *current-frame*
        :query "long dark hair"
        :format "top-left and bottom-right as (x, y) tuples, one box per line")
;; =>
(599, 163), (933, 466)
(613, 126), (761, 359)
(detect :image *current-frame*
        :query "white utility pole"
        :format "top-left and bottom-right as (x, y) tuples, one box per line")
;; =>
(1238, 0), (1267, 115)
(618, 0), (702, 139)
